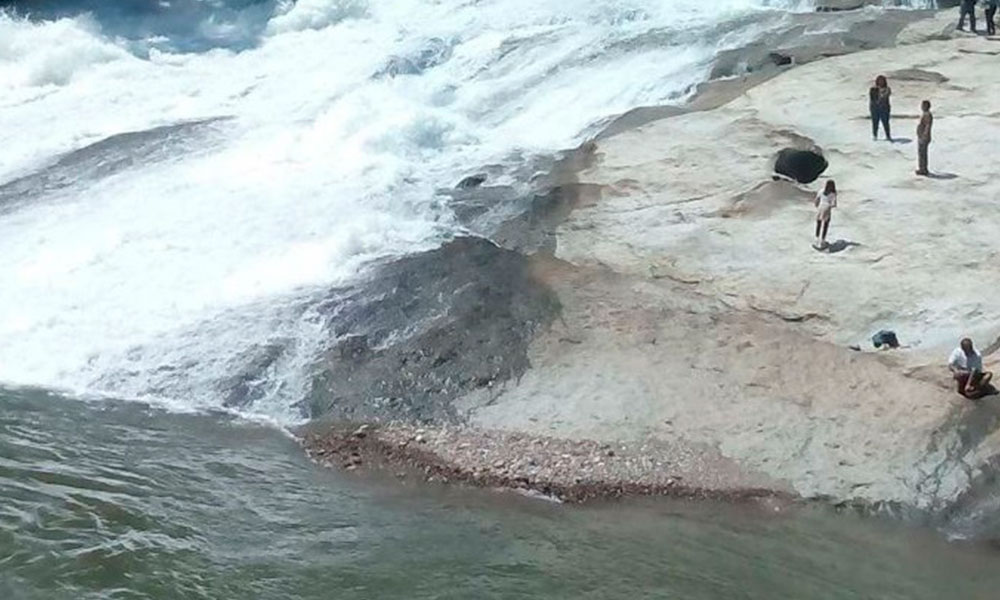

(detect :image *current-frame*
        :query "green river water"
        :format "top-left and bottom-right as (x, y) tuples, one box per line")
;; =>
(2, 386), (998, 599)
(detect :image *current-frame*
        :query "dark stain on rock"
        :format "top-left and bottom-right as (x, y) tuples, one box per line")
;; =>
(306, 237), (560, 424)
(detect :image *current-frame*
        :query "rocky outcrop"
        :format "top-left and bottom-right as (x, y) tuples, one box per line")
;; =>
(467, 13), (1000, 515)
(814, 0), (878, 11)
(373, 37), (453, 78)
(306, 237), (559, 423)
(0, 118), (226, 215)
(601, 8), (928, 140)
(304, 10), (1000, 537)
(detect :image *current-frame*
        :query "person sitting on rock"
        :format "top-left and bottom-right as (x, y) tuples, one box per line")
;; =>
(916, 100), (933, 177)
(958, 0), (978, 33)
(869, 75), (892, 141)
(949, 338), (993, 399)
(813, 179), (837, 250)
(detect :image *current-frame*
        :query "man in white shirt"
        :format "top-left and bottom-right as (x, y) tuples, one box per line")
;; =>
(948, 338), (993, 398)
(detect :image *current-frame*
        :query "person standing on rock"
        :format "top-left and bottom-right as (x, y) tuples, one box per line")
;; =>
(813, 179), (837, 250)
(949, 338), (993, 399)
(869, 75), (892, 142)
(916, 100), (933, 176)
(958, 0), (978, 33)
(986, 0), (998, 36)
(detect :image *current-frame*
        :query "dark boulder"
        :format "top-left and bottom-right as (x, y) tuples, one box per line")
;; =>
(814, 0), (870, 11)
(220, 340), (292, 408)
(773, 148), (828, 184)
(457, 174), (487, 189)
(768, 52), (793, 67)
(306, 237), (560, 424)
(374, 37), (453, 79)
(885, 68), (949, 84)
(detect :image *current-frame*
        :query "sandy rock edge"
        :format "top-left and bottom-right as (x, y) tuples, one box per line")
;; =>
(299, 423), (794, 505)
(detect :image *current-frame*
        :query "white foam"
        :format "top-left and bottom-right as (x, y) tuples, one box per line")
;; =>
(265, 0), (369, 35)
(0, 0), (919, 422)
(0, 14), (131, 90)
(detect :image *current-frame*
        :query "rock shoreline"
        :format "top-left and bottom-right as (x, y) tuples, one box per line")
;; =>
(300, 423), (793, 504)
(300, 8), (1000, 538)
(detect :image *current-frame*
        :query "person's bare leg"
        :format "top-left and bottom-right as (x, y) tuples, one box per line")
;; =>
(982, 371), (993, 387)
(967, 372), (988, 398)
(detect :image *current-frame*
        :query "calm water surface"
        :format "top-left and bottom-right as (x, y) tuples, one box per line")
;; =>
(1, 386), (997, 599)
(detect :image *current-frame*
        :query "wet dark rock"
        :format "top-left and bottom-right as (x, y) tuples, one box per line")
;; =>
(768, 52), (793, 67)
(446, 184), (518, 226)
(374, 37), (453, 78)
(814, 0), (870, 11)
(444, 182), (597, 255)
(490, 184), (600, 254)
(457, 174), (487, 189)
(0, 118), (227, 214)
(609, 10), (923, 140)
(338, 335), (369, 361)
(708, 11), (922, 82)
(885, 68), (949, 84)
(220, 340), (292, 408)
(442, 146), (597, 255)
(773, 147), (828, 184)
(307, 237), (560, 423)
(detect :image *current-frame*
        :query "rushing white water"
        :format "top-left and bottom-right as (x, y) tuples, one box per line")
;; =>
(0, 0), (930, 420)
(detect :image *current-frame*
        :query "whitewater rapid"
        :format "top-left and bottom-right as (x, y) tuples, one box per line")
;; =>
(0, 0), (931, 420)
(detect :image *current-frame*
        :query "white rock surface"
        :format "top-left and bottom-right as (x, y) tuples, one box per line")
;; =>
(466, 22), (1000, 509)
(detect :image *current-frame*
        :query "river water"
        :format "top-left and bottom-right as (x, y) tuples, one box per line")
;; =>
(2, 386), (997, 599)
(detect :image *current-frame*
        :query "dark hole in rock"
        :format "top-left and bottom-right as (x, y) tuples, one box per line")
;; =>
(773, 148), (828, 184)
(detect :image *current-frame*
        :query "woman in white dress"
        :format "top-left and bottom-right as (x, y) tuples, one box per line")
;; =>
(814, 179), (837, 250)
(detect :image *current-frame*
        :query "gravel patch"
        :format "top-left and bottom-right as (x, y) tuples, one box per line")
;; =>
(300, 423), (792, 504)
